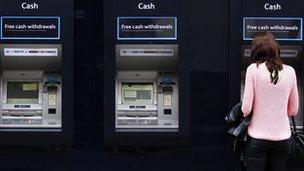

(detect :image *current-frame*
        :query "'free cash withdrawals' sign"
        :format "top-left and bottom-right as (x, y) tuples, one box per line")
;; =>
(243, 17), (303, 41)
(1, 16), (60, 40)
(117, 17), (177, 40)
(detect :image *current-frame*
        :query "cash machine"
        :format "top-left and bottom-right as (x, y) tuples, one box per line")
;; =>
(116, 44), (179, 130)
(0, 0), (73, 145)
(103, 0), (190, 145)
(0, 44), (62, 128)
(229, 0), (304, 129)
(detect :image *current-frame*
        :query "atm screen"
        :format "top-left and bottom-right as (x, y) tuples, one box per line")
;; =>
(121, 83), (153, 104)
(7, 82), (39, 104)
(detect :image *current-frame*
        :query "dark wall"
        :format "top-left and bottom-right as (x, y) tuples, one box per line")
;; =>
(74, 0), (104, 148)
(73, 0), (229, 147)
(184, 0), (229, 146)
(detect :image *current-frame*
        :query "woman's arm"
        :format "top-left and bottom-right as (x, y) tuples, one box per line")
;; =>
(288, 68), (299, 116)
(242, 65), (254, 116)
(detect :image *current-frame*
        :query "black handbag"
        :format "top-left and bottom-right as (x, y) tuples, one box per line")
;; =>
(225, 102), (252, 150)
(288, 116), (304, 165)
(225, 102), (252, 167)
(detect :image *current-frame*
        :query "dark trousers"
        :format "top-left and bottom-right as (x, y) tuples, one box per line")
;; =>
(245, 136), (291, 171)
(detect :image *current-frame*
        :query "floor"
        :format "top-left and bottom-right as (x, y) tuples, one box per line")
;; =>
(0, 145), (302, 171)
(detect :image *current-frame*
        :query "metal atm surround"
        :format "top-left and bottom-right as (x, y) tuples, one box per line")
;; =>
(115, 44), (179, 132)
(240, 45), (304, 129)
(0, 44), (62, 129)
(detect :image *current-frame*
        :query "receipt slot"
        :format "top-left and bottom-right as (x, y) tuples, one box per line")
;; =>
(0, 0), (73, 145)
(103, 0), (190, 145)
(229, 0), (304, 129)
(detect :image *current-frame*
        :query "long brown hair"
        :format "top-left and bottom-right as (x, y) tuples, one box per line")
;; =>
(251, 32), (283, 84)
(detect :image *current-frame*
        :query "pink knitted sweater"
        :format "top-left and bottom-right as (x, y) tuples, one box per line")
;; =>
(241, 62), (299, 141)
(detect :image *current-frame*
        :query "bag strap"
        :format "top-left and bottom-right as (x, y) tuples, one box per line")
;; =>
(291, 116), (299, 136)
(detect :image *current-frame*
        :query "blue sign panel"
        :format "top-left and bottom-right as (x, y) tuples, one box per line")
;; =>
(1, 16), (60, 40)
(243, 17), (303, 41)
(117, 17), (177, 40)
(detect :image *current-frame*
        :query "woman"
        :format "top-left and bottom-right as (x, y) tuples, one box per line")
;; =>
(241, 32), (299, 171)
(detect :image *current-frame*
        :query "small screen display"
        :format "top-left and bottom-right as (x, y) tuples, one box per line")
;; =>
(7, 82), (39, 104)
(121, 83), (153, 104)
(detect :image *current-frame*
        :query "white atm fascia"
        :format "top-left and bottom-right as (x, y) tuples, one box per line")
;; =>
(0, 44), (62, 129)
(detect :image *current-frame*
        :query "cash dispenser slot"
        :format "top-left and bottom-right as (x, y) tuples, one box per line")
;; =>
(3, 110), (41, 116)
